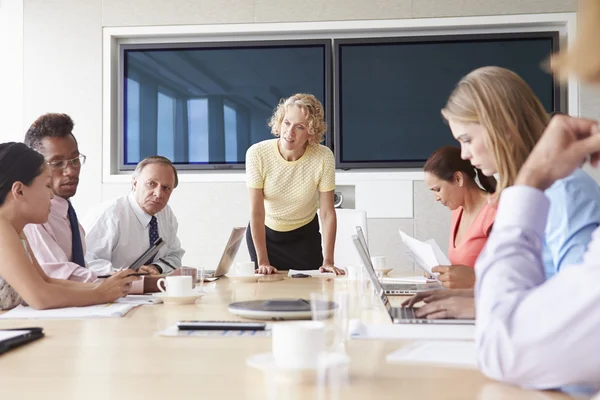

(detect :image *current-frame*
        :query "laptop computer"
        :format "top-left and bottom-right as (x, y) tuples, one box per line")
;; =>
(353, 229), (441, 295)
(203, 227), (246, 278)
(352, 235), (474, 325)
(0, 327), (44, 355)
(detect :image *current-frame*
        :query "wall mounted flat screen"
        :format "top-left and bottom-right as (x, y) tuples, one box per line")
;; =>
(120, 40), (331, 170)
(334, 32), (560, 169)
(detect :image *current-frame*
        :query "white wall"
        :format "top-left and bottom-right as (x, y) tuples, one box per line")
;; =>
(20, 0), (597, 274)
(0, 0), (23, 142)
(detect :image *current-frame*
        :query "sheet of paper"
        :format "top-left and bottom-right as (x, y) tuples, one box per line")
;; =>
(386, 341), (477, 369)
(425, 239), (451, 265)
(157, 325), (272, 337)
(398, 230), (448, 275)
(0, 330), (30, 342)
(382, 275), (431, 284)
(0, 303), (137, 320)
(287, 269), (335, 278)
(117, 295), (162, 305)
(348, 319), (475, 341)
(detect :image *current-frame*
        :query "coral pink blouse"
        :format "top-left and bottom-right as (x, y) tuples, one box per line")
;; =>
(448, 202), (497, 268)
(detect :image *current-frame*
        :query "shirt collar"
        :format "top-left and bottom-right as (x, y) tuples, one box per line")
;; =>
(127, 192), (153, 229)
(51, 196), (71, 219)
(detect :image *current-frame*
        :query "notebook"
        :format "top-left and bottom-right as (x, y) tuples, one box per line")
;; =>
(0, 303), (138, 320)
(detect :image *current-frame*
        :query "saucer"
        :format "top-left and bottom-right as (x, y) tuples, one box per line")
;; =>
(153, 292), (204, 305)
(227, 274), (265, 283)
(247, 352), (350, 372)
(375, 268), (393, 276)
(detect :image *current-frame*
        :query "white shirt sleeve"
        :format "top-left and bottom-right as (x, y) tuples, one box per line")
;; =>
(475, 185), (600, 390)
(83, 209), (119, 275)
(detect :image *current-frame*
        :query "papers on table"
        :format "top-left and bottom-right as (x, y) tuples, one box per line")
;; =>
(348, 320), (475, 341)
(287, 269), (335, 278)
(382, 275), (436, 284)
(398, 230), (450, 276)
(117, 295), (162, 305)
(157, 325), (272, 337)
(387, 341), (477, 369)
(0, 303), (138, 320)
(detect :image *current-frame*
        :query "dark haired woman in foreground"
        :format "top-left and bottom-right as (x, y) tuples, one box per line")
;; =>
(0, 142), (137, 310)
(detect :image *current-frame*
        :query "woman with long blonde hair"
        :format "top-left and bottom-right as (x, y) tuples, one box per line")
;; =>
(442, 66), (600, 279)
(404, 66), (600, 320)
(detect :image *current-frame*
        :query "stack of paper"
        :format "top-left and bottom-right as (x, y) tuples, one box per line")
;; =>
(0, 303), (138, 320)
(287, 269), (335, 278)
(348, 319), (475, 340)
(398, 230), (450, 276)
(386, 341), (477, 368)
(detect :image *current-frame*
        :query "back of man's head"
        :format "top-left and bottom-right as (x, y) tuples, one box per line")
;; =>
(24, 113), (76, 151)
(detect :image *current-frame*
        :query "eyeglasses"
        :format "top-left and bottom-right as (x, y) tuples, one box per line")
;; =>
(47, 154), (87, 170)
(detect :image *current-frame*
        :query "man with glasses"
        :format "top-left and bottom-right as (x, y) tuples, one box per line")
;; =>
(23, 113), (97, 282)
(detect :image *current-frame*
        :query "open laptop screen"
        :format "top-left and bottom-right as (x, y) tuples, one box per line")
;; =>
(352, 235), (394, 317)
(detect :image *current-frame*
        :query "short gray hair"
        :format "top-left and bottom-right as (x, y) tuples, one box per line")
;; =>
(133, 156), (179, 188)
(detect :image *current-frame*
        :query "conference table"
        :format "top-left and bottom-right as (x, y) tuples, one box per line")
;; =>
(0, 276), (588, 400)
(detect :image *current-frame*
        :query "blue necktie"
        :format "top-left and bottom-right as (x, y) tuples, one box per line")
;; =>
(148, 216), (159, 264)
(67, 201), (86, 267)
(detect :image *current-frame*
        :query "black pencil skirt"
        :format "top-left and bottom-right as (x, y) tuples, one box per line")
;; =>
(246, 215), (324, 271)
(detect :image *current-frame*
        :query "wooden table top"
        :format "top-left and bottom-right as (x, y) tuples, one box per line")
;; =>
(0, 276), (585, 400)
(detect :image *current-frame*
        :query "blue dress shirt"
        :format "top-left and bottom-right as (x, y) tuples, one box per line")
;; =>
(542, 169), (600, 278)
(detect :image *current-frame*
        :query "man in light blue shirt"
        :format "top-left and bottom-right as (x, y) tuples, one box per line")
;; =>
(542, 168), (600, 278)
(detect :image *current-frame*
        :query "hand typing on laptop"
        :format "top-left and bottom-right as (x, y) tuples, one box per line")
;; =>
(402, 289), (475, 320)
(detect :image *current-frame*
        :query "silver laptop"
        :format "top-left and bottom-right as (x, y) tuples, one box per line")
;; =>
(354, 227), (441, 295)
(204, 227), (246, 278)
(352, 235), (474, 325)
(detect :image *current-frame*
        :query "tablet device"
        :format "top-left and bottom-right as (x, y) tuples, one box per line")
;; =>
(127, 238), (165, 271)
(0, 327), (44, 355)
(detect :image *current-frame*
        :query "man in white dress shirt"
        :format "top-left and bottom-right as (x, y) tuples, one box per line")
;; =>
(83, 156), (185, 276)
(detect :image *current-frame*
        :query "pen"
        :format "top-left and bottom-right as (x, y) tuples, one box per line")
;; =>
(97, 273), (150, 279)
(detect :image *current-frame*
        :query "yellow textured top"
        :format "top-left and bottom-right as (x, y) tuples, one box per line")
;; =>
(246, 139), (336, 232)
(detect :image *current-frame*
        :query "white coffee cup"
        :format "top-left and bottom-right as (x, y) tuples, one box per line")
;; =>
(370, 256), (387, 270)
(156, 276), (194, 297)
(272, 321), (327, 369)
(236, 261), (256, 277)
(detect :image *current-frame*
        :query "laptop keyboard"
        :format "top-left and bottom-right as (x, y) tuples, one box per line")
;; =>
(385, 284), (418, 291)
(398, 307), (417, 319)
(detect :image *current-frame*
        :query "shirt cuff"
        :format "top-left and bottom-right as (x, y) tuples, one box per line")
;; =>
(495, 185), (550, 236)
(130, 277), (145, 295)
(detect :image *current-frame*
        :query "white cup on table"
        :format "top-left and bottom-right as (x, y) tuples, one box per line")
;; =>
(370, 256), (386, 269)
(156, 275), (194, 297)
(236, 261), (256, 277)
(272, 321), (327, 369)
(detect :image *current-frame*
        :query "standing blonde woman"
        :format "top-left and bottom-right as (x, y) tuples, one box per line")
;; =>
(245, 94), (344, 275)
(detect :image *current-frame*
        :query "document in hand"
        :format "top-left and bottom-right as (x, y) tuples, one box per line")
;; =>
(398, 230), (450, 276)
